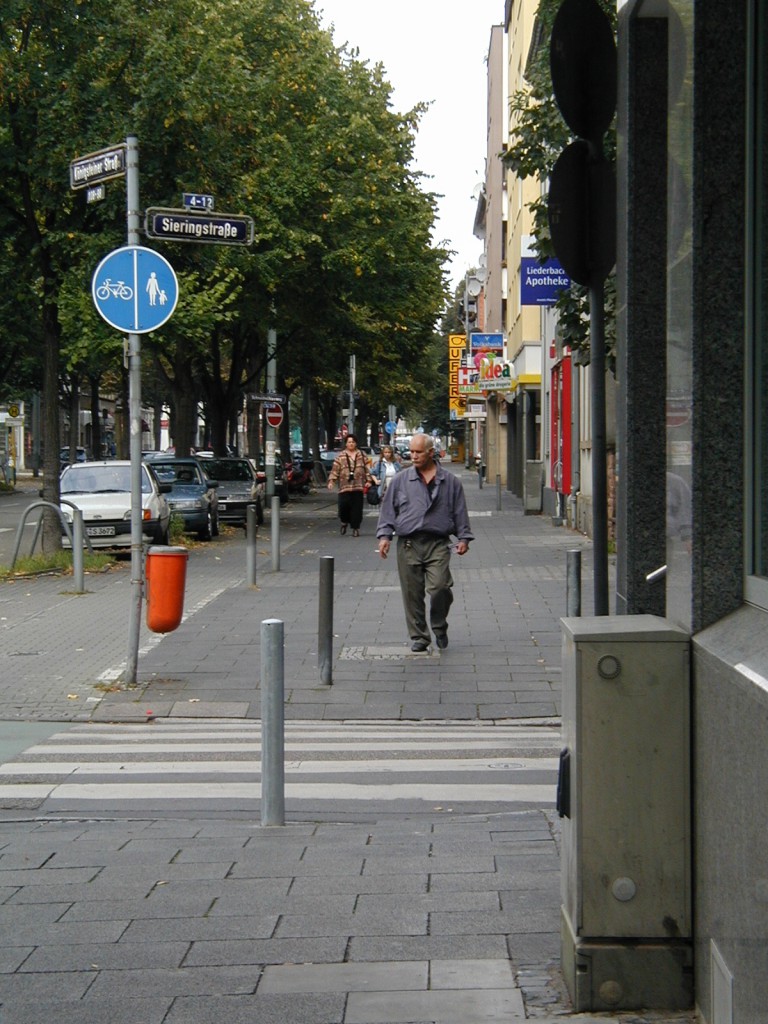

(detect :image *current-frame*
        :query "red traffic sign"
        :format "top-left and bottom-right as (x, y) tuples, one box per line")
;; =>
(265, 403), (283, 428)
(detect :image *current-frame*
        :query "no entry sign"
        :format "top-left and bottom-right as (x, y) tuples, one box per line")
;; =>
(265, 403), (283, 428)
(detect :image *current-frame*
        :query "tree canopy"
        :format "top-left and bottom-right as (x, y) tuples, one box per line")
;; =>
(0, 0), (451, 543)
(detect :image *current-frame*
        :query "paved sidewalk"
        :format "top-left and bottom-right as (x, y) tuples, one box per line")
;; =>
(0, 469), (592, 723)
(0, 471), (695, 1023)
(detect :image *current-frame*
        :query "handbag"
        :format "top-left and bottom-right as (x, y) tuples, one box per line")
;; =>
(366, 485), (380, 506)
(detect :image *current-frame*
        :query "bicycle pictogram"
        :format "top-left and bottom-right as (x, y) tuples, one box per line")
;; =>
(95, 278), (133, 301)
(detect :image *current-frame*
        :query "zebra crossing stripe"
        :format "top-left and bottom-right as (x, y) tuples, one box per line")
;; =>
(0, 721), (560, 808)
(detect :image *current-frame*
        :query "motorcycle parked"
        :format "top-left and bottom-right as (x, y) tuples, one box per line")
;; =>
(285, 456), (313, 495)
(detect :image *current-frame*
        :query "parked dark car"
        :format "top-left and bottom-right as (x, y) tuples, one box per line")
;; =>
(202, 457), (258, 526)
(254, 452), (288, 504)
(59, 446), (91, 470)
(144, 457), (219, 540)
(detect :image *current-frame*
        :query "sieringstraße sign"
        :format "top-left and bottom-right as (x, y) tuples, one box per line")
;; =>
(145, 208), (254, 246)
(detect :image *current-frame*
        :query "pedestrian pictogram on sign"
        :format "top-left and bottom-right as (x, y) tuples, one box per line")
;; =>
(265, 403), (283, 428)
(92, 246), (178, 334)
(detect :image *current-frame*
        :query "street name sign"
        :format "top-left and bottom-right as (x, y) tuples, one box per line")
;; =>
(249, 392), (286, 404)
(145, 207), (254, 246)
(70, 144), (126, 190)
(92, 246), (178, 334)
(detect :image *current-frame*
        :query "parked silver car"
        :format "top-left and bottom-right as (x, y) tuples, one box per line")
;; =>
(203, 457), (258, 526)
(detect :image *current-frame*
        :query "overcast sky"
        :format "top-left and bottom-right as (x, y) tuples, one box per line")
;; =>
(314, 0), (505, 289)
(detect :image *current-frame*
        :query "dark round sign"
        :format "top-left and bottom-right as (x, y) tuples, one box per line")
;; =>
(550, 0), (617, 143)
(548, 140), (616, 288)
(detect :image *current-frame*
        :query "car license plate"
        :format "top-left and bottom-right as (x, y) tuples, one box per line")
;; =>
(219, 501), (227, 509)
(86, 526), (115, 537)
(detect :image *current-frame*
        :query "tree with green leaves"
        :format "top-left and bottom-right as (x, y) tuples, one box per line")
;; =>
(1, 0), (448, 549)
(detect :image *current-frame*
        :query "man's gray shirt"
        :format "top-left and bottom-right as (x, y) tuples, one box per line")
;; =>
(376, 463), (474, 543)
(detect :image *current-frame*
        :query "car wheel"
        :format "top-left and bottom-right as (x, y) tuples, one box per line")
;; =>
(198, 511), (213, 541)
(157, 522), (170, 545)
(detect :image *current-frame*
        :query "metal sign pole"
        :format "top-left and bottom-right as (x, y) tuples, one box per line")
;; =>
(124, 134), (143, 684)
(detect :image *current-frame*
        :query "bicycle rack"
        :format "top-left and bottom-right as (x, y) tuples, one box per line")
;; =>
(10, 500), (94, 590)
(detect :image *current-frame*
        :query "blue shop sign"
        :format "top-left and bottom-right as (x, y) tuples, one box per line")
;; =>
(521, 257), (570, 306)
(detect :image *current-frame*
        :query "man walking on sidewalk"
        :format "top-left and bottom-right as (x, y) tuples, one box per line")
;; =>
(376, 433), (473, 652)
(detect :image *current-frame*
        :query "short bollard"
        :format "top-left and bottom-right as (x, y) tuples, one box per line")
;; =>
(246, 504), (258, 586)
(318, 556), (334, 685)
(496, 473), (502, 511)
(72, 509), (85, 593)
(566, 549), (582, 617)
(261, 618), (285, 826)
(271, 496), (281, 571)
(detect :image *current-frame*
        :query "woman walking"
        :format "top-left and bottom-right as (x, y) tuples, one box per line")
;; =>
(370, 445), (401, 501)
(327, 434), (371, 536)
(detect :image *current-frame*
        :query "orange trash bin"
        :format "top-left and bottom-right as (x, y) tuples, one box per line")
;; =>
(145, 546), (189, 633)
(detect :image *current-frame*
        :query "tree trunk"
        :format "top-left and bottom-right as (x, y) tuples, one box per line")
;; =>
(68, 372), (79, 460)
(89, 373), (102, 460)
(115, 367), (129, 458)
(172, 359), (199, 455)
(309, 383), (322, 479)
(41, 308), (62, 554)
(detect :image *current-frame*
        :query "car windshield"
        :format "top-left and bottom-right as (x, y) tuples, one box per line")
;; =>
(61, 465), (152, 495)
(150, 463), (203, 486)
(205, 460), (253, 482)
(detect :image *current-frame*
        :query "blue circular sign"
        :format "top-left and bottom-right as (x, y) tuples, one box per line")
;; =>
(92, 246), (178, 334)
(385, 420), (397, 434)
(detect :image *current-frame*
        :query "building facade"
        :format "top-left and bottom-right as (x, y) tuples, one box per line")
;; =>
(617, 0), (767, 1017)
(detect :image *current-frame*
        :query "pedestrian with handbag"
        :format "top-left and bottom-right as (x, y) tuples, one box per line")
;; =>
(327, 434), (372, 537)
(369, 445), (400, 506)
(376, 433), (473, 651)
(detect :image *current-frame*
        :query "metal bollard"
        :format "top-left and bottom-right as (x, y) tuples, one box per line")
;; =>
(246, 504), (258, 586)
(72, 509), (85, 593)
(318, 556), (334, 685)
(496, 473), (502, 511)
(260, 618), (285, 826)
(271, 496), (280, 571)
(566, 549), (582, 617)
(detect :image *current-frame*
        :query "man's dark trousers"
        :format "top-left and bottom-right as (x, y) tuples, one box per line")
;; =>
(396, 533), (453, 644)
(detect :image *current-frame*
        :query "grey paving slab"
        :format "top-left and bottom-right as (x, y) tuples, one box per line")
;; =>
(430, 958), (516, 988)
(19, 939), (189, 973)
(347, 934), (511, 962)
(259, 960), (428, 994)
(163, 991), (346, 1024)
(345, 985), (526, 1023)
(0, 997), (174, 1024)
(182, 936), (348, 967)
(84, 964), (263, 999)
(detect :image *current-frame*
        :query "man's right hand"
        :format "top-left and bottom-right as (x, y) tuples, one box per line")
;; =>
(377, 538), (390, 559)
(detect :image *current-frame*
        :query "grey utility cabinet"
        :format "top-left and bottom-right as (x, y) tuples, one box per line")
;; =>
(558, 615), (692, 1011)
